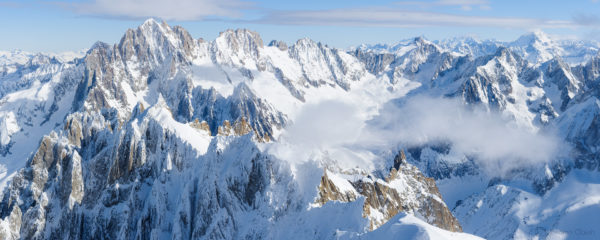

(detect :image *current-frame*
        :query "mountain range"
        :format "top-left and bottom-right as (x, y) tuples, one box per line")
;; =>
(0, 19), (599, 239)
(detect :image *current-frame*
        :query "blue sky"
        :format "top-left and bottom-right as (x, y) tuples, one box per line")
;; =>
(1, 0), (599, 52)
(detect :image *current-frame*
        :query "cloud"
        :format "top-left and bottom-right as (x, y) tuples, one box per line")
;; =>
(359, 95), (564, 175)
(62, 0), (252, 21)
(252, 8), (573, 29)
(268, 100), (373, 169)
(269, 95), (564, 176)
(396, 0), (492, 11)
(283, 100), (364, 149)
(40, 0), (589, 31)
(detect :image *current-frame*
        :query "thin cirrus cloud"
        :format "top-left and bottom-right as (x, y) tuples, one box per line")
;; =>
(251, 8), (573, 29)
(63, 0), (253, 21)
(395, 0), (492, 11)
(54, 0), (594, 30)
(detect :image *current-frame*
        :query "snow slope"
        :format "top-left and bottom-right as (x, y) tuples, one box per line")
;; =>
(362, 213), (484, 240)
(454, 170), (600, 240)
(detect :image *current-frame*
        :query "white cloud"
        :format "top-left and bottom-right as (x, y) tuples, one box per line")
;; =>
(395, 0), (491, 11)
(253, 8), (573, 29)
(268, 100), (373, 169)
(283, 100), (363, 150)
(55, 0), (587, 31)
(269, 95), (564, 176)
(434, 0), (491, 10)
(66, 0), (252, 21)
(460, 5), (473, 11)
(359, 96), (564, 175)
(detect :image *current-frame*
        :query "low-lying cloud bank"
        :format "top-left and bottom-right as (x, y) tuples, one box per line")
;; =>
(268, 100), (372, 169)
(273, 95), (564, 176)
(363, 95), (563, 173)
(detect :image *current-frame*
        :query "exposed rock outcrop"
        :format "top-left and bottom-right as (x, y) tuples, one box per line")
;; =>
(316, 151), (463, 232)
(0, 109), (295, 239)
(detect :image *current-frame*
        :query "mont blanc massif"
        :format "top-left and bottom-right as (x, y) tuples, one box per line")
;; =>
(1, 19), (600, 240)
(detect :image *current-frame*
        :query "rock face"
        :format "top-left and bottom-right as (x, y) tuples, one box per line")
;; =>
(189, 119), (211, 135)
(316, 151), (462, 232)
(0, 131), (84, 239)
(317, 170), (359, 205)
(268, 40), (288, 51)
(216, 117), (254, 138)
(0, 105), (297, 239)
(191, 83), (286, 140)
(72, 19), (288, 142)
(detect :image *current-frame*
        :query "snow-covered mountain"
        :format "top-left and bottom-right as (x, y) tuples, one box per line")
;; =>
(0, 19), (600, 239)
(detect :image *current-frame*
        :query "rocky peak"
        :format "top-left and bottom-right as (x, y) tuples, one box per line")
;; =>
(218, 29), (264, 48)
(414, 36), (431, 45)
(288, 38), (317, 60)
(214, 29), (264, 65)
(77, 19), (201, 118)
(392, 150), (407, 170)
(189, 83), (286, 141)
(583, 55), (600, 83)
(413, 36), (442, 54)
(86, 41), (112, 56)
(171, 25), (196, 55)
(350, 49), (396, 75)
(541, 58), (581, 110)
(139, 18), (166, 30)
(474, 46), (524, 72)
(268, 40), (288, 51)
(509, 31), (563, 64)
(136, 18), (187, 47)
(288, 37), (366, 89)
(513, 31), (553, 46)
(316, 157), (462, 232)
(118, 18), (194, 63)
